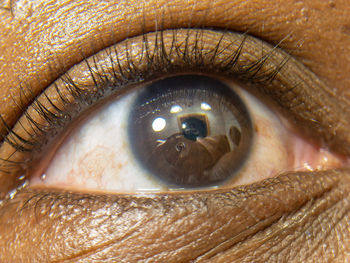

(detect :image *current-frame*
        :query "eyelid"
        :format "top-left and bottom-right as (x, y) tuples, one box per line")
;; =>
(3, 168), (349, 261)
(0, 28), (349, 198)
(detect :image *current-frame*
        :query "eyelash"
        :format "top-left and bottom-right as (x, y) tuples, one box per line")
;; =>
(1, 29), (283, 152)
(0, 28), (348, 199)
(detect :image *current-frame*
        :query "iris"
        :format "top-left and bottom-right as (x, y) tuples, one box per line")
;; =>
(128, 75), (253, 188)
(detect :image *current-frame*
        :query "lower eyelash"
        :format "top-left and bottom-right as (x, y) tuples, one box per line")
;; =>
(1, 28), (349, 199)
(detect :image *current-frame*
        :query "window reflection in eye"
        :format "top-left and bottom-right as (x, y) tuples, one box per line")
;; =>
(0, 29), (345, 195)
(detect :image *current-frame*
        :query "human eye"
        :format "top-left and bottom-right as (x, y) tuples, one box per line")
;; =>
(0, 28), (344, 195)
(1, 1), (350, 262)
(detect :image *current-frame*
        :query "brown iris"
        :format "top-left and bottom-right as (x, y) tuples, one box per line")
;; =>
(128, 75), (253, 188)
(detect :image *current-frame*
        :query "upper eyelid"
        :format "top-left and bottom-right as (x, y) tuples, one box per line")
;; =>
(0, 28), (350, 199)
(4, 28), (350, 150)
(0, 23), (331, 138)
(0, 0), (347, 148)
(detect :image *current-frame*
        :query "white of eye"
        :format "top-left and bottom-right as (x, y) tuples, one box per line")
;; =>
(32, 91), (166, 192)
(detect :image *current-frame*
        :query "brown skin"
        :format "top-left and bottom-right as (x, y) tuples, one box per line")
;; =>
(0, 0), (350, 262)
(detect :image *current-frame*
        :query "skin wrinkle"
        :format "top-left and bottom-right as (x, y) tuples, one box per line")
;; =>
(0, 0), (349, 262)
(0, 169), (349, 262)
(203, 186), (350, 262)
(1, 0), (350, 133)
(0, 0), (12, 8)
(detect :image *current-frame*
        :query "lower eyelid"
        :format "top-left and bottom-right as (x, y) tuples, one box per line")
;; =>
(2, 168), (349, 262)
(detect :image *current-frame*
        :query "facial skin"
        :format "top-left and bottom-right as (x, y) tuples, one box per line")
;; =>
(0, 0), (350, 262)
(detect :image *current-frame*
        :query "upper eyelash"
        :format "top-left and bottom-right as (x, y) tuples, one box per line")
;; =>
(1, 28), (349, 200)
(7, 30), (282, 147)
(0, 29), (281, 171)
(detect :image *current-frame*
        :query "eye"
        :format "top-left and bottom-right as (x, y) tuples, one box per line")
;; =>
(29, 73), (340, 192)
(0, 29), (348, 196)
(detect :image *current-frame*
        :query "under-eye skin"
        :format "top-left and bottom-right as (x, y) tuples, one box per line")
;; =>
(0, 28), (349, 196)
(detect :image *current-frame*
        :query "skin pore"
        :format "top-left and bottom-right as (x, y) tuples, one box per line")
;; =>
(0, 0), (350, 262)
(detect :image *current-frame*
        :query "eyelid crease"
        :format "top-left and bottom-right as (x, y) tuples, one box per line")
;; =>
(0, 28), (349, 199)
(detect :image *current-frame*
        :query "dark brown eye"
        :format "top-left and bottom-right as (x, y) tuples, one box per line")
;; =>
(128, 75), (253, 188)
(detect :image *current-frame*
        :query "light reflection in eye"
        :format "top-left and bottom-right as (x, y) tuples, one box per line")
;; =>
(200, 102), (212, 111)
(152, 117), (167, 132)
(170, 105), (183, 114)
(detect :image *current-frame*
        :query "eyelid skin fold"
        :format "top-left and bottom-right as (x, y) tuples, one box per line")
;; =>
(1, 168), (350, 262)
(0, 28), (350, 198)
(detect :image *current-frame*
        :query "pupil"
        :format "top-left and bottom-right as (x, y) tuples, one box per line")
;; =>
(128, 75), (253, 188)
(181, 116), (208, 141)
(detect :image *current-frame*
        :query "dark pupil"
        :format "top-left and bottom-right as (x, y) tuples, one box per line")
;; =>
(129, 75), (253, 188)
(181, 116), (207, 141)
